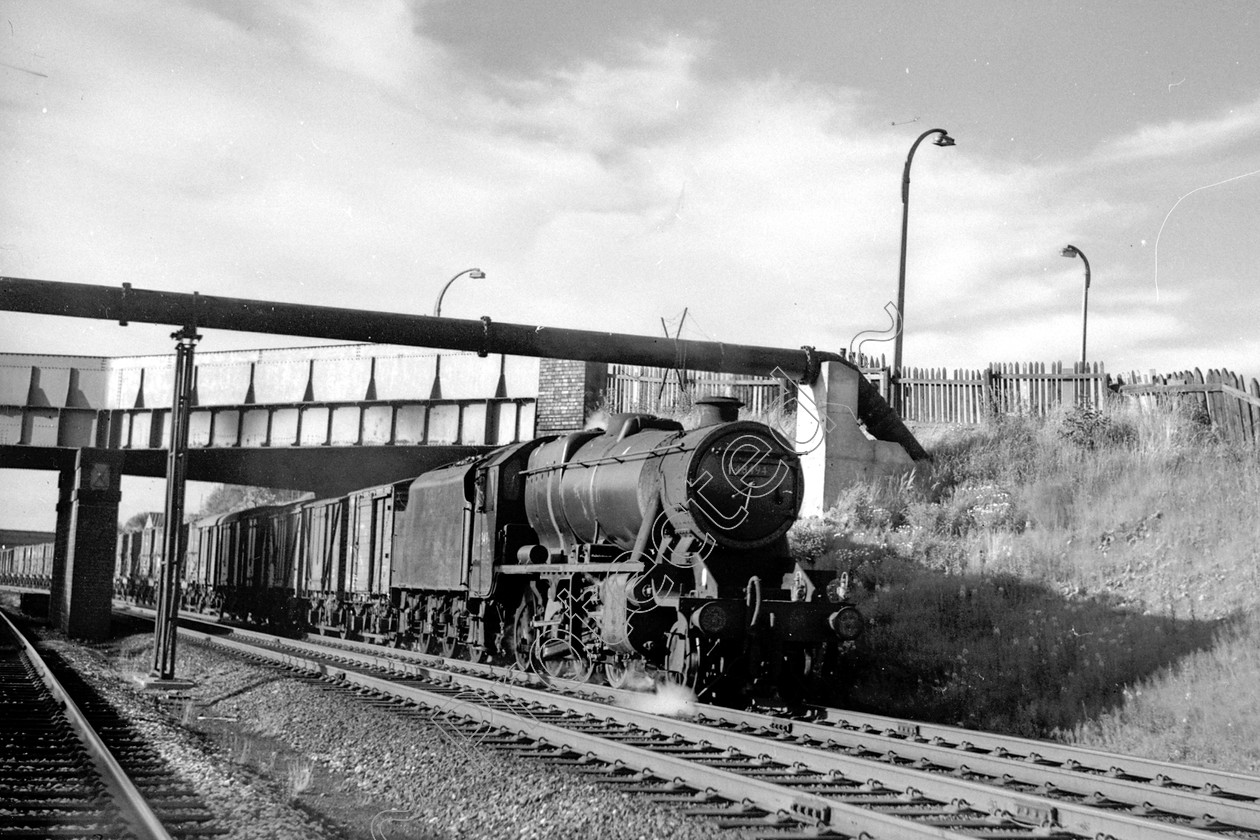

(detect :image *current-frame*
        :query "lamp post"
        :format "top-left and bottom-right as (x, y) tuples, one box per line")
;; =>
(893, 128), (955, 412)
(1060, 245), (1091, 366)
(430, 268), (486, 399)
(434, 268), (487, 318)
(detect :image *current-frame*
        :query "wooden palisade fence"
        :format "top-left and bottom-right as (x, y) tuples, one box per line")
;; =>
(602, 358), (1259, 447)
(893, 362), (1111, 423)
(1114, 368), (1260, 448)
(604, 364), (795, 417)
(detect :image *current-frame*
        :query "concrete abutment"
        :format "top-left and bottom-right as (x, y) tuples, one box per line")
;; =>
(51, 448), (122, 641)
(795, 361), (915, 515)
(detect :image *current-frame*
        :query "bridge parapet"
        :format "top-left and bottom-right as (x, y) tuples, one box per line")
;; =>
(1, 346), (540, 451)
(117, 397), (534, 449)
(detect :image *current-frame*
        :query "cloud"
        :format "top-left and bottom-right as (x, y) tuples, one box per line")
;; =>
(483, 35), (708, 155)
(291, 1), (439, 90)
(3, 1), (1256, 380)
(0, 5), (1126, 362)
(1092, 95), (1260, 164)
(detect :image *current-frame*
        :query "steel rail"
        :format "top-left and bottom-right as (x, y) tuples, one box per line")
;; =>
(807, 706), (1260, 803)
(186, 625), (1244, 840)
(1, 610), (175, 840)
(660, 703), (1260, 828)
(183, 627), (964, 840)
(690, 713), (1260, 833)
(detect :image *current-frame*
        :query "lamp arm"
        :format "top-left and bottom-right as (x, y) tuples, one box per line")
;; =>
(434, 268), (478, 317)
(902, 128), (950, 203)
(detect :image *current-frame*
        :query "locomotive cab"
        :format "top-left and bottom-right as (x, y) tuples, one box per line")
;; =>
(468, 439), (550, 593)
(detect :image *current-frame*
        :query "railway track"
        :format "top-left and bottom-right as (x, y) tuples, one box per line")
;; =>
(0, 609), (222, 839)
(139, 607), (1260, 840)
(178, 608), (1260, 825)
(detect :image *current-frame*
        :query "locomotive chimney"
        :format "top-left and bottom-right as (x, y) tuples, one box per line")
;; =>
(694, 395), (742, 426)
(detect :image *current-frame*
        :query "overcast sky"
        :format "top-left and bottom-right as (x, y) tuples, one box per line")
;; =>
(2, 2), (1258, 529)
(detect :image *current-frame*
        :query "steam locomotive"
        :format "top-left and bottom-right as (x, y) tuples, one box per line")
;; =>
(115, 396), (863, 706)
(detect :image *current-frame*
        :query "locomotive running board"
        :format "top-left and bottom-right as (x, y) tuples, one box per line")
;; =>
(497, 562), (644, 575)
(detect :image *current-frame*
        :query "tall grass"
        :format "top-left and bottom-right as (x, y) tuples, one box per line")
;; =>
(796, 398), (1260, 769)
(1068, 612), (1260, 772)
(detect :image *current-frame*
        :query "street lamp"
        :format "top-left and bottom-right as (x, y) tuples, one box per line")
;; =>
(1060, 245), (1091, 366)
(430, 268), (487, 399)
(893, 128), (955, 411)
(434, 267), (486, 317)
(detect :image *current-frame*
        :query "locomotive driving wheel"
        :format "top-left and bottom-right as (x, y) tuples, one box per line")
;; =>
(538, 631), (592, 682)
(603, 659), (631, 689)
(662, 615), (700, 689)
(507, 594), (538, 671)
(603, 658), (648, 691)
(662, 615), (729, 702)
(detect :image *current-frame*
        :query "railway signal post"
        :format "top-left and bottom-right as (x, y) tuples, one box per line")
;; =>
(146, 323), (200, 688)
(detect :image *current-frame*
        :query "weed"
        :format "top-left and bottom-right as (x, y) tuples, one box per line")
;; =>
(287, 756), (315, 797)
(787, 517), (838, 567)
(1059, 405), (1136, 450)
(228, 733), (255, 766)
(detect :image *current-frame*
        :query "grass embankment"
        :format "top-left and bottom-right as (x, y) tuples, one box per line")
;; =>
(791, 402), (1260, 773)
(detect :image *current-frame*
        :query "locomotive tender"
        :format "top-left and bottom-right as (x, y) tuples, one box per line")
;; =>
(116, 396), (863, 705)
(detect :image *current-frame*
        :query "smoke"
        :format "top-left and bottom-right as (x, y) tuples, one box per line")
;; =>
(584, 409), (610, 431)
(616, 681), (699, 718)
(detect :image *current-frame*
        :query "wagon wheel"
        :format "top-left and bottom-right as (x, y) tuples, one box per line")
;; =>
(439, 628), (461, 659)
(413, 624), (433, 654)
